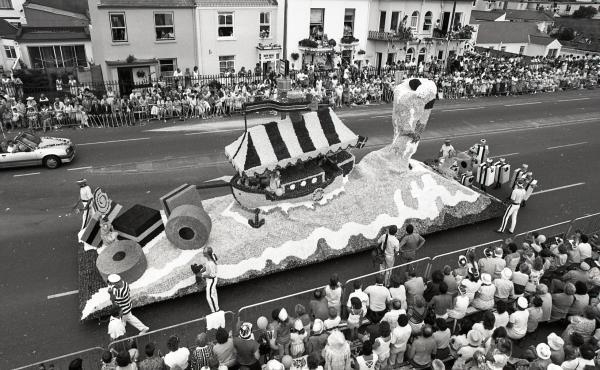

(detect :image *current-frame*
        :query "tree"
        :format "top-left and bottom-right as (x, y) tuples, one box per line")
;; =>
(555, 27), (575, 41)
(572, 6), (598, 19)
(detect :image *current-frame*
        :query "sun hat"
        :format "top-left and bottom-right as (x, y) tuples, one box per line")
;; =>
(278, 308), (288, 321)
(76, 178), (87, 184)
(536, 343), (551, 360)
(239, 322), (253, 340)
(501, 268), (513, 280)
(293, 319), (303, 331)
(326, 329), (347, 348)
(107, 274), (121, 284)
(312, 319), (324, 334)
(265, 360), (284, 370)
(536, 235), (547, 244)
(458, 255), (467, 267)
(481, 273), (492, 285)
(257, 316), (268, 330)
(281, 356), (293, 370)
(468, 266), (479, 279)
(547, 332), (564, 351)
(547, 365), (562, 370)
(580, 262), (590, 271)
(467, 329), (483, 347)
(494, 247), (503, 258)
(484, 248), (493, 257)
(517, 296), (528, 309)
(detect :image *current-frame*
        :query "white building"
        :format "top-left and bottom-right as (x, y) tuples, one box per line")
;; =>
(475, 21), (561, 56)
(0, 0), (26, 26)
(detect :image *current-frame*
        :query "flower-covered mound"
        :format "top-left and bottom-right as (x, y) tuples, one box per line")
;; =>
(79, 150), (504, 320)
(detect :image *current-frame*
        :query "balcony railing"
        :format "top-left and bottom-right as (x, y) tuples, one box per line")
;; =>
(368, 29), (412, 42)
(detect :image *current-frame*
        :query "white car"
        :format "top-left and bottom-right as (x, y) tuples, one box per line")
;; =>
(0, 131), (76, 169)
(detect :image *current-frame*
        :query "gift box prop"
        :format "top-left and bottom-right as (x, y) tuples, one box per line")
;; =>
(456, 152), (473, 175)
(510, 164), (529, 189)
(112, 204), (164, 247)
(78, 202), (122, 248)
(96, 239), (147, 283)
(460, 171), (475, 186)
(476, 158), (497, 189)
(165, 204), (212, 250)
(470, 139), (489, 165)
(160, 184), (204, 217)
(493, 158), (511, 189)
(524, 175), (537, 201)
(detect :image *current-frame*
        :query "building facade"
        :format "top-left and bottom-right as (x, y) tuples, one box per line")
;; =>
(0, 0), (26, 26)
(475, 21), (561, 56)
(196, 0), (279, 75)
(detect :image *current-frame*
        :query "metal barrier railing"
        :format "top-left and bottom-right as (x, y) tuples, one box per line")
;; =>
(12, 347), (105, 370)
(511, 219), (574, 247)
(109, 311), (235, 362)
(429, 240), (503, 277)
(564, 212), (600, 239)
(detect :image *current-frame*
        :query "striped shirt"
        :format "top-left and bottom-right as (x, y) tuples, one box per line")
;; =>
(202, 260), (217, 279)
(112, 281), (132, 315)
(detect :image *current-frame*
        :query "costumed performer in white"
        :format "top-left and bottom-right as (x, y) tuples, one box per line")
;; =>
(192, 246), (220, 313)
(74, 178), (94, 229)
(496, 179), (527, 234)
(439, 139), (456, 159)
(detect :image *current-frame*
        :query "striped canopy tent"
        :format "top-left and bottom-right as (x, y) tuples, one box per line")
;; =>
(225, 108), (362, 177)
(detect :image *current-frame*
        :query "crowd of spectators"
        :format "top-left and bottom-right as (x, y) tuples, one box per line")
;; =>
(50, 228), (600, 370)
(1, 52), (598, 133)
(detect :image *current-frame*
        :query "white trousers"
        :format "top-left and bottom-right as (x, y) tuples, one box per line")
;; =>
(499, 204), (520, 233)
(122, 312), (148, 332)
(206, 277), (219, 313)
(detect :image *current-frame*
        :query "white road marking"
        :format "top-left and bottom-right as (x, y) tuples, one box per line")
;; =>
(558, 97), (590, 102)
(67, 166), (92, 171)
(47, 289), (78, 299)
(184, 129), (239, 136)
(204, 175), (233, 183)
(371, 115), (390, 118)
(504, 101), (542, 107)
(546, 141), (587, 150)
(490, 152), (519, 159)
(78, 137), (150, 146)
(13, 172), (40, 177)
(532, 182), (585, 196)
(441, 106), (484, 112)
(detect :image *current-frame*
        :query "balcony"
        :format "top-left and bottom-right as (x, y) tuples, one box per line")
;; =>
(297, 38), (335, 53)
(368, 29), (413, 42)
(257, 42), (282, 51)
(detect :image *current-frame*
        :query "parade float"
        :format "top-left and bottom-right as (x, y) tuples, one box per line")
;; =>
(78, 78), (505, 320)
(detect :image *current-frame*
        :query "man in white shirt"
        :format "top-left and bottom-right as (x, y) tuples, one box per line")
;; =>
(377, 225), (400, 286)
(389, 314), (412, 367)
(107, 307), (126, 340)
(577, 234), (592, 260)
(164, 335), (190, 369)
(506, 297), (529, 340)
(346, 281), (369, 313)
(364, 275), (391, 324)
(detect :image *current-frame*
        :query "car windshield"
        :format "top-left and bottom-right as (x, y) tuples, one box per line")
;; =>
(16, 132), (41, 148)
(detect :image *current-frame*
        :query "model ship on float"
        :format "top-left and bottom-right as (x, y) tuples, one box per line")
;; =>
(224, 100), (367, 210)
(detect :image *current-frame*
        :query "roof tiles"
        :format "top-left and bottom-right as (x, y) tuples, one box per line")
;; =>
(97, 0), (196, 8)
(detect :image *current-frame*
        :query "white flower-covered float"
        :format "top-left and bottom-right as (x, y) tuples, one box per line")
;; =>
(78, 78), (504, 320)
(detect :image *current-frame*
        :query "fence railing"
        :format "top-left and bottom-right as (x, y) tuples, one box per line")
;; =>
(13, 212), (600, 369)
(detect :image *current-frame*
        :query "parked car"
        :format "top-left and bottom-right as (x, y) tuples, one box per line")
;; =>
(0, 131), (75, 169)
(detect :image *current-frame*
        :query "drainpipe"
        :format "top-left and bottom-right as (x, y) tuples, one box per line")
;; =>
(192, 7), (200, 73)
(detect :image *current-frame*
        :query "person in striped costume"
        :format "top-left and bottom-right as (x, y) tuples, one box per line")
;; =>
(108, 274), (149, 335)
(496, 180), (527, 235)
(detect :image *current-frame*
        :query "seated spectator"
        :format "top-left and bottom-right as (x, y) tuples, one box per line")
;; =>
(101, 351), (116, 370)
(372, 321), (392, 370)
(323, 307), (341, 331)
(493, 300), (509, 328)
(567, 242), (581, 265)
(381, 299), (404, 329)
(536, 283), (552, 323)
(471, 273), (496, 311)
(322, 330), (351, 370)
(525, 257), (545, 294)
(164, 335), (190, 370)
(432, 319), (451, 360)
(212, 327), (236, 369)
(560, 344), (580, 370)
(447, 282), (469, 320)
(512, 264), (530, 297)
(527, 296), (544, 333)
(578, 234), (592, 260)
(504, 243), (521, 271)
(547, 332), (565, 365)
(461, 268), (482, 304)
(427, 281), (452, 319)
(407, 296), (426, 335)
(452, 329), (483, 370)
(389, 314), (411, 367)
(442, 265), (458, 297)
(408, 324), (437, 369)
(353, 340), (377, 370)
(364, 276), (391, 324)
(568, 281), (589, 316)
(189, 333), (213, 370)
(494, 268), (515, 301)
(472, 310), (495, 343)
(491, 247), (507, 279)
(562, 306), (597, 343)
(484, 326), (508, 354)
(529, 343), (552, 370)
(306, 353), (322, 370)
(506, 297), (529, 340)
(234, 323), (260, 370)
(388, 278), (407, 311)
(551, 282), (576, 321)
(424, 270), (444, 302)
(574, 343), (596, 369)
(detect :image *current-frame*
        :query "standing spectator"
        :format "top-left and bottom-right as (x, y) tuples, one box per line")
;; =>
(295, 304), (311, 332)
(353, 341), (378, 370)
(506, 297), (529, 340)
(138, 343), (164, 370)
(101, 351), (117, 370)
(404, 268), (425, 306)
(407, 324), (437, 368)
(212, 327), (236, 369)
(388, 314), (411, 367)
(377, 226), (399, 286)
(364, 276), (391, 324)
(427, 282), (452, 319)
(577, 235), (592, 260)
(201, 247), (219, 312)
(381, 300), (404, 329)
(189, 333), (213, 370)
(551, 282), (575, 322)
(347, 281), (369, 313)
(547, 333), (565, 365)
(372, 321), (392, 370)
(526, 296), (544, 334)
(305, 319), (327, 357)
(309, 289), (329, 321)
(504, 243), (521, 271)
(234, 323), (260, 370)
(164, 336), (190, 370)
(398, 224), (426, 264)
(324, 274), (342, 315)
(322, 330), (351, 370)
(274, 308), (292, 357)
(347, 297), (365, 340)
(289, 319), (307, 358)
(494, 268), (515, 302)
(407, 296), (427, 335)
(107, 274), (149, 334)
(491, 247), (507, 279)
(424, 270), (444, 302)
(471, 273), (496, 311)
(323, 307), (341, 331)
(388, 278), (407, 311)
(512, 264), (530, 297)
(442, 265), (458, 297)
(493, 300), (510, 328)
(115, 351), (136, 370)
(432, 319), (451, 360)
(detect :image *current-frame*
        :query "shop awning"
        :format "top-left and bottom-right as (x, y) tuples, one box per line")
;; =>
(225, 108), (364, 176)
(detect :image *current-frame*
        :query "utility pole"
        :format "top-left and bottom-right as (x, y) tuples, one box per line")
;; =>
(278, 0), (291, 102)
(444, 0), (457, 72)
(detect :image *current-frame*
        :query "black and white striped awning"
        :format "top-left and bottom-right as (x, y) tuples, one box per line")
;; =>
(225, 108), (363, 176)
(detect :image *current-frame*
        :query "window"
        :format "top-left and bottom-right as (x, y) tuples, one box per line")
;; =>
(410, 11), (419, 30)
(218, 12), (234, 38)
(519, 46), (525, 54)
(259, 12), (271, 38)
(110, 13), (127, 42)
(379, 11), (386, 32)
(565, 4), (571, 12)
(309, 8), (324, 40)
(453, 12), (462, 30)
(159, 58), (176, 76)
(344, 8), (355, 36)
(4, 45), (16, 59)
(0, 0), (12, 9)
(219, 55), (235, 74)
(390, 11), (400, 32)
(155, 12), (175, 40)
(405, 47), (414, 62)
(438, 50), (444, 59)
(28, 45), (87, 68)
(500, 46), (506, 52)
(423, 11), (432, 31)
(548, 48), (558, 58)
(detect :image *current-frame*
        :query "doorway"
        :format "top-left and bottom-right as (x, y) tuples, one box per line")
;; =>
(442, 12), (451, 35)
(117, 67), (134, 96)
(376, 52), (382, 73)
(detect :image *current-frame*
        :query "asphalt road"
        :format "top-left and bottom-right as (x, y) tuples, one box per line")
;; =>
(1, 89), (600, 367)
